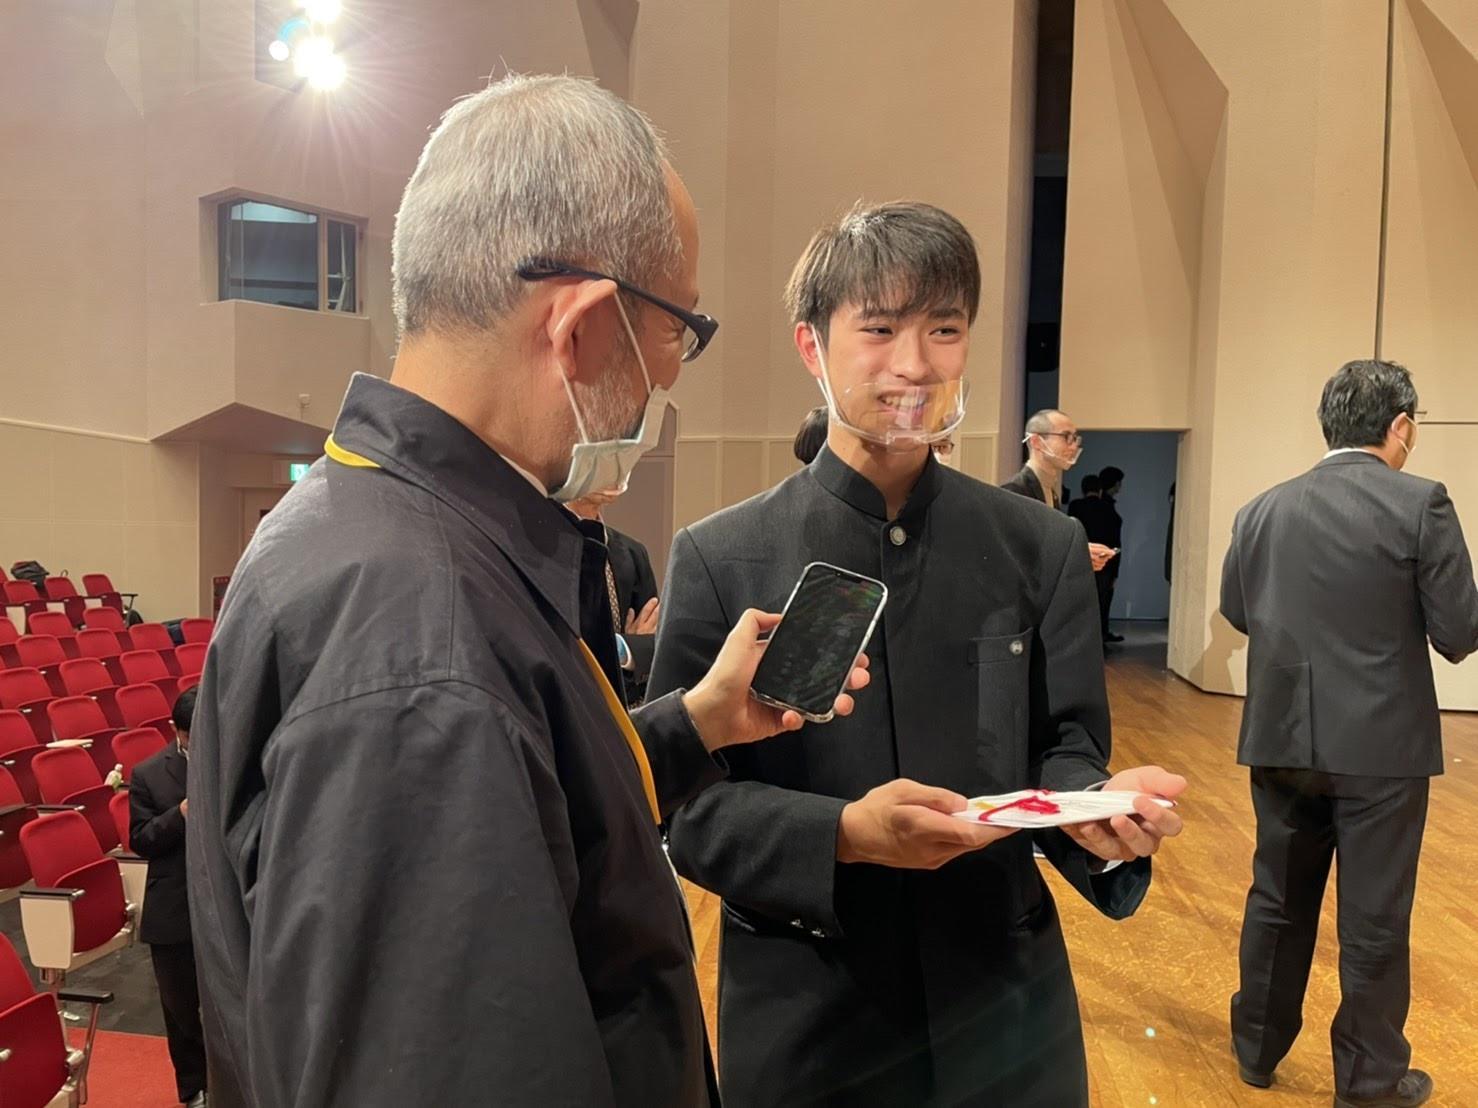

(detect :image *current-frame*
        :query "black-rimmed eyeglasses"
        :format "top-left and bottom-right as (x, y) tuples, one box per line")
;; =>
(1040, 430), (1085, 446)
(516, 260), (718, 362)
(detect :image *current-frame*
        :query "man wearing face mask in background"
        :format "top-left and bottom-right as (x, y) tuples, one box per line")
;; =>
(650, 201), (1186, 1107)
(186, 75), (870, 1108)
(1222, 360), (1478, 1108)
(1005, 409), (1117, 575)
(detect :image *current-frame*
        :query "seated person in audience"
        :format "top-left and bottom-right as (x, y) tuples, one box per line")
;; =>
(566, 489), (662, 706)
(130, 686), (206, 1108)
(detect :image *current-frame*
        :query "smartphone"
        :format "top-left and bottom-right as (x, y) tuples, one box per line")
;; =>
(750, 562), (888, 723)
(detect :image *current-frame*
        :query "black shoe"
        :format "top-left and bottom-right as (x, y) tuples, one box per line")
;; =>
(1231, 1038), (1273, 1089)
(1334, 1069), (1433, 1107)
(1103, 632), (1125, 644)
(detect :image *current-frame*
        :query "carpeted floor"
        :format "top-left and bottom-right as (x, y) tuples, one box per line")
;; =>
(68, 1028), (179, 1107)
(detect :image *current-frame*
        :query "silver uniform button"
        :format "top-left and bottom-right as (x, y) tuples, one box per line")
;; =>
(1010, 640), (1024, 656)
(889, 525), (907, 546)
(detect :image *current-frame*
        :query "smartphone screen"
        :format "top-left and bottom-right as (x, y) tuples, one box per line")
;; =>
(750, 563), (887, 720)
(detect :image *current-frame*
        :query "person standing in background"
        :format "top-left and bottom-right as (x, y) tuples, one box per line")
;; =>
(1222, 359), (1478, 1108)
(1092, 466), (1125, 643)
(793, 405), (829, 466)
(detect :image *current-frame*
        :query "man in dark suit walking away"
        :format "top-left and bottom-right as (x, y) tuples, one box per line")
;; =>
(131, 686), (207, 1108)
(1221, 359), (1478, 1108)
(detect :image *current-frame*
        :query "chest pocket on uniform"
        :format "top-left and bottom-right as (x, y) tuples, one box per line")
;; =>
(967, 629), (1034, 782)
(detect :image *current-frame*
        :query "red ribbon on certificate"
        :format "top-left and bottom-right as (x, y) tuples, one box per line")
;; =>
(976, 791), (1062, 823)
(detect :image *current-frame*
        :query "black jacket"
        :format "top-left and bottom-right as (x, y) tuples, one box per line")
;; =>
(188, 373), (725, 1107)
(1069, 495), (1123, 579)
(1000, 462), (1054, 507)
(650, 446), (1150, 1107)
(607, 525), (659, 701)
(1221, 450), (1478, 777)
(129, 743), (190, 946)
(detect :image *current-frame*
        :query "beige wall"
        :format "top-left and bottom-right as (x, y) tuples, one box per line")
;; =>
(0, 422), (199, 622)
(634, 0), (1038, 537)
(1383, 0), (1478, 707)
(0, 0), (614, 609)
(1062, 0), (1478, 709)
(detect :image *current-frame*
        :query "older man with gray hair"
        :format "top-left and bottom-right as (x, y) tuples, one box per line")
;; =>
(187, 74), (868, 1108)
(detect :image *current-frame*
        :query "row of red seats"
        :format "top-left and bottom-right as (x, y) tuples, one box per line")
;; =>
(0, 760), (138, 1106)
(2, 572), (135, 624)
(1, 622), (208, 687)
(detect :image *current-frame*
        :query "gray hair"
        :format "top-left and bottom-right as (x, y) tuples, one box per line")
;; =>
(392, 73), (681, 337)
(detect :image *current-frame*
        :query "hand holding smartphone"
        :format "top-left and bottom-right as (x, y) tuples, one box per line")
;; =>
(749, 562), (888, 723)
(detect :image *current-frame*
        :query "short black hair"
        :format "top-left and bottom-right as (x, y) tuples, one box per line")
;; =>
(172, 686), (198, 736)
(1080, 474), (1101, 495)
(793, 406), (829, 465)
(1318, 359), (1417, 449)
(1099, 466), (1124, 488)
(784, 201), (981, 341)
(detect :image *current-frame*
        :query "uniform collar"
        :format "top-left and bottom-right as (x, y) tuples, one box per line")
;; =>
(809, 443), (944, 523)
(328, 373), (584, 633)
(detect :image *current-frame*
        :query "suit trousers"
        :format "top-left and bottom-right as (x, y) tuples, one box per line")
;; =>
(1231, 767), (1429, 1100)
(1095, 571), (1115, 638)
(151, 941), (207, 1102)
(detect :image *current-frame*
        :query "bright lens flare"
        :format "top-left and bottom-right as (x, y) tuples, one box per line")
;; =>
(301, 0), (342, 24)
(268, 38), (291, 62)
(293, 34), (333, 78)
(307, 50), (346, 90)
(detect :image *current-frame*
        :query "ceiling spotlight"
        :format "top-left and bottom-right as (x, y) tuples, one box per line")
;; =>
(293, 34), (334, 79)
(301, 0), (342, 24)
(268, 38), (291, 62)
(307, 50), (347, 91)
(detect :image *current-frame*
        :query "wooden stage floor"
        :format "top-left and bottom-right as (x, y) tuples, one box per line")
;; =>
(679, 624), (1478, 1106)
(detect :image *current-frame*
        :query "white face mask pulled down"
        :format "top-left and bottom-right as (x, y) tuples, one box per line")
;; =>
(1023, 434), (1082, 470)
(811, 325), (967, 452)
(552, 298), (672, 503)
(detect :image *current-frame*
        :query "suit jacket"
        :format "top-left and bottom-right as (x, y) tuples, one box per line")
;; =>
(605, 525), (659, 697)
(1000, 462), (1054, 507)
(1070, 496), (1123, 580)
(1220, 450), (1478, 777)
(130, 744), (191, 946)
(650, 446), (1149, 1107)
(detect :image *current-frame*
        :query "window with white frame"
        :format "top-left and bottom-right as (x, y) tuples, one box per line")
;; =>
(217, 198), (360, 313)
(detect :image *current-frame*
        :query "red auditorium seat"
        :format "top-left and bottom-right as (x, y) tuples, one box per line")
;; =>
(15, 635), (68, 697)
(115, 683), (174, 744)
(41, 576), (87, 627)
(109, 788), (131, 853)
(81, 573), (133, 617)
(18, 809), (136, 990)
(25, 611), (79, 660)
(181, 617), (215, 644)
(126, 622), (179, 673)
(0, 930), (113, 1108)
(119, 651), (180, 706)
(174, 641), (207, 678)
(0, 710), (44, 804)
(75, 628), (127, 685)
(0, 618), (20, 668)
(81, 605), (132, 650)
(0, 765), (36, 897)
(2, 580), (49, 624)
(58, 658), (126, 728)
(112, 727), (166, 783)
(0, 668), (55, 744)
(177, 673), (201, 695)
(46, 697), (120, 776)
(30, 747), (117, 854)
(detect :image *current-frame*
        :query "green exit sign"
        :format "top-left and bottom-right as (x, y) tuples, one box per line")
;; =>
(288, 462), (311, 482)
